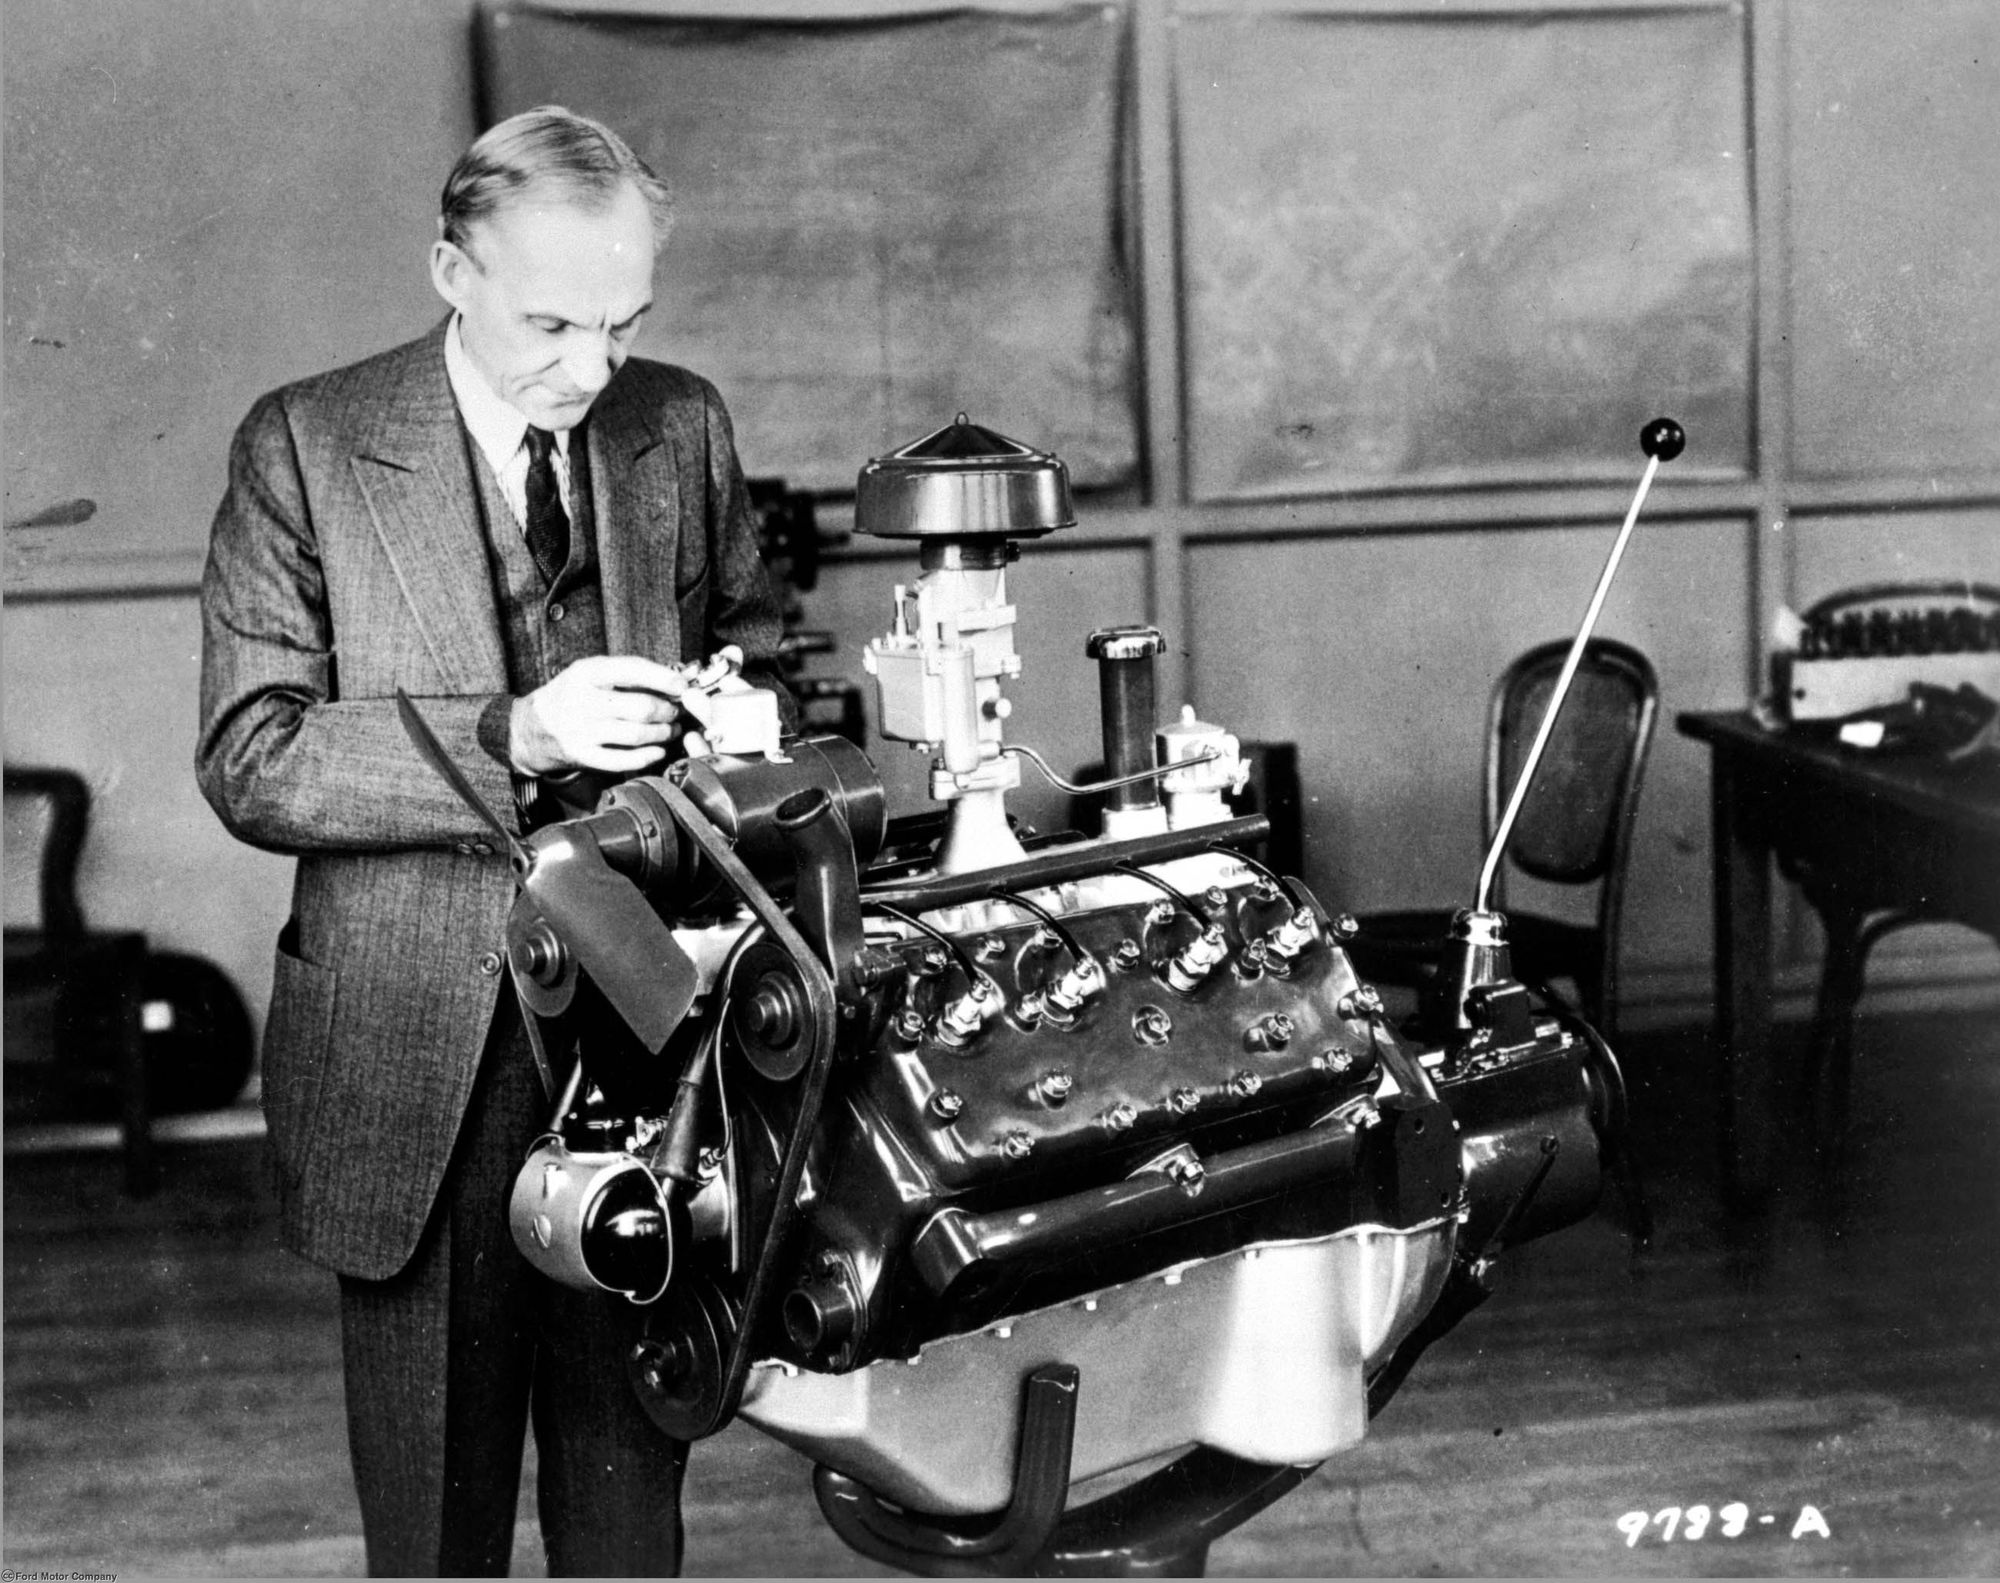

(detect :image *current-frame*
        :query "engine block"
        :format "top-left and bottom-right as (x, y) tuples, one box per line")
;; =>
(405, 414), (1629, 1576)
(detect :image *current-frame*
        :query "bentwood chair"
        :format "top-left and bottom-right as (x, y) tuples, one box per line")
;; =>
(1346, 638), (1660, 1046)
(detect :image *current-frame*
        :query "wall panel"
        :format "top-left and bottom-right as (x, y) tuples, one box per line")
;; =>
(1174, 4), (1751, 500)
(1788, 0), (2000, 481)
(1786, 508), (1999, 610)
(2, 0), (471, 573)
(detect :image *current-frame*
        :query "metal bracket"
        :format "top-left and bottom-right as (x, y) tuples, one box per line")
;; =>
(814, 1359), (1321, 1578)
(814, 1364), (1079, 1575)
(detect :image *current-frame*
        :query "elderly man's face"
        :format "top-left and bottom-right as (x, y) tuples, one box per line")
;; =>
(430, 181), (656, 431)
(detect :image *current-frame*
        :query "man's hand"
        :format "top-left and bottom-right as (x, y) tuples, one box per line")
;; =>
(510, 655), (688, 776)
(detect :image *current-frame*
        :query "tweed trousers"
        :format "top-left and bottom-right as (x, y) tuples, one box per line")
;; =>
(335, 994), (687, 1577)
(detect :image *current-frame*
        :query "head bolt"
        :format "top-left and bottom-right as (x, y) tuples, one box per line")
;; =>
(1030, 925), (1062, 952)
(1338, 985), (1385, 1021)
(1101, 1101), (1138, 1133)
(893, 1006), (926, 1042)
(1167, 1086), (1201, 1115)
(1000, 1129), (1034, 1160)
(1111, 938), (1143, 971)
(1037, 1069), (1074, 1105)
(916, 945), (950, 978)
(976, 934), (1008, 963)
(1316, 1046), (1356, 1075)
(1228, 1070), (1263, 1099)
(1146, 899), (1178, 928)
(1331, 912), (1360, 940)
(1202, 885), (1228, 913)
(929, 1088), (964, 1121)
(1245, 1011), (1295, 1052)
(1132, 1005), (1173, 1045)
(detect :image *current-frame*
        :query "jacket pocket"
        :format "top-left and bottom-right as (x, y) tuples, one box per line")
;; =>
(261, 926), (337, 1193)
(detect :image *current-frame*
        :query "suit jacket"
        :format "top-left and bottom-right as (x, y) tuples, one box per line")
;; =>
(196, 320), (788, 1280)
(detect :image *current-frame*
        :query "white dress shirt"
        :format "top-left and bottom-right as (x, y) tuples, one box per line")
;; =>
(442, 314), (575, 530)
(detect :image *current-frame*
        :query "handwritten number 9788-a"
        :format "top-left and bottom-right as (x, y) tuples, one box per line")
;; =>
(1617, 1505), (1831, 1546)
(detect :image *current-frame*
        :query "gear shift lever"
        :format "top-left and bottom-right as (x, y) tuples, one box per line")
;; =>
(1423, 419), (1685, 1043)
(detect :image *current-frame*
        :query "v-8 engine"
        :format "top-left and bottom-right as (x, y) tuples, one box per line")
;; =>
(407, 417), (1626, 1576)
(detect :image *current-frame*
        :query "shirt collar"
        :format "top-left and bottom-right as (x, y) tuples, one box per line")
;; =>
(443, 314), (569, 471)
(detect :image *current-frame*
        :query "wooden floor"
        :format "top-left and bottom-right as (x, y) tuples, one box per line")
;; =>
(6, 1006), (1999, 1578)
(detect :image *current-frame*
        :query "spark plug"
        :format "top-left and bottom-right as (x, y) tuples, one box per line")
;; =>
(1260, 908), (1321, 974)
(1163, 923), (1229, 993)
(934, 974), (1001, 1048)
(1017, 955), (1106, 1029)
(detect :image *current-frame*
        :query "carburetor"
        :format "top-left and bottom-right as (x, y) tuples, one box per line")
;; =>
(398, 414), (1640, 1578)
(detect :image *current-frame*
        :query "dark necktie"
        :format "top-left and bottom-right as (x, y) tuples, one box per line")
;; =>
(523, 426), (570, 585)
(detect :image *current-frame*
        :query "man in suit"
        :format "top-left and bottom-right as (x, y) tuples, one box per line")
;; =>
(196, 107), (791, 1576)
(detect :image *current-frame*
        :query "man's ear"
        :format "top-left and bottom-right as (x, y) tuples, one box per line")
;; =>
(429, 240), (475, 312)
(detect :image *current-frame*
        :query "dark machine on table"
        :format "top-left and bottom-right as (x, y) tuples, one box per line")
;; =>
(398, 416), (1683, 1575)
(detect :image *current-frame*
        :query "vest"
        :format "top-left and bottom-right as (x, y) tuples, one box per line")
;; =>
(465, 427), (610, 692)
(464, 425), (611, 827)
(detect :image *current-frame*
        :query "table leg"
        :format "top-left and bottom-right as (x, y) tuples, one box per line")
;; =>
(1804, 901), (1880, 1172)
(114, 940), (159, 1197)
(1711, 749), (1775, 1206)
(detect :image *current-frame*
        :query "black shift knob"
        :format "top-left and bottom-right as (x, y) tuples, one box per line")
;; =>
(1640, 418), (1685, 461)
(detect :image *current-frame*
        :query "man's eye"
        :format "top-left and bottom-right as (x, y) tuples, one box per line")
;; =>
(530, 319), (566, 335)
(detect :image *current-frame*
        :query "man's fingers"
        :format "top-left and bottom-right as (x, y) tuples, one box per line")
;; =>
(571, 741), (669, 774)
(586, 716), (678, 751)
(599, 689), (681, 726)
(582, 654), (688, 696)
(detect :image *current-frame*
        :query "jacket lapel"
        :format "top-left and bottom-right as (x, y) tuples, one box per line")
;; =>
(590, 382), (682, 664)
(350, 322), (508, 693)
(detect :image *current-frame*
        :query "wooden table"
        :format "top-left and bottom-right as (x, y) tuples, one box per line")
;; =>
(1677, 710), (2000, 1203)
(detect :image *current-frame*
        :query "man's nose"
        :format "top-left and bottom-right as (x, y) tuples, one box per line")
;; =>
(562, 334), (616, 394)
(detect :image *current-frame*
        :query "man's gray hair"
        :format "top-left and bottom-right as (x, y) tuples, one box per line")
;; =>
(440, 105), (673, 252)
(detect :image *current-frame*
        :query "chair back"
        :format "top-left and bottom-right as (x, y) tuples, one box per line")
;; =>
(4, 767), (90, 937)
(1483, 640), (1658, 895)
